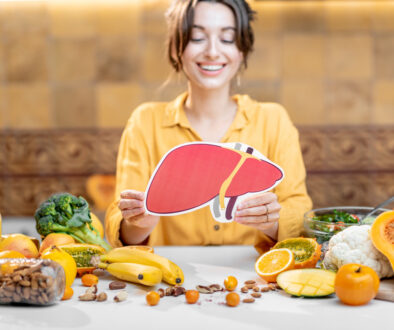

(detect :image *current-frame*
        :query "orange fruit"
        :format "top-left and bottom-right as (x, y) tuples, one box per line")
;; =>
(146, 291), (160, 306)
(225, 292), (240, 307)
(224, 275), (238, 291)
(335, 264), (380, 306)
(62, 286), (74, 300)
(185, 290), (199, 304)
(0, 234), (39, 258)
(255, 248), (295, 283)
(0, 250), (26, 259)
(39, 233), (75, 255)
(41, 246), (77, 287)
(81, 274), (99, 287)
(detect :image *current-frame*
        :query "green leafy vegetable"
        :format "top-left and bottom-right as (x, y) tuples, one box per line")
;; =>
(35, 192), (111, 251)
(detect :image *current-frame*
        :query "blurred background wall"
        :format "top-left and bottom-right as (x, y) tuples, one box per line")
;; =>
(0, 0), (394, 217)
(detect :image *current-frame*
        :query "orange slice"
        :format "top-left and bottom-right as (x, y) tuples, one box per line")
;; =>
(255, 248), (295, 282)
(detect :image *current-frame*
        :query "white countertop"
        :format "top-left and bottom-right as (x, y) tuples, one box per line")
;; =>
(0, 246), (393, 330)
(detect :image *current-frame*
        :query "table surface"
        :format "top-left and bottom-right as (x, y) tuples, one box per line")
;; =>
(0, 245), (393, 330)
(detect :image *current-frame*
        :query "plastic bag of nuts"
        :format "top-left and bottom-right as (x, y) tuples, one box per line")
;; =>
(0, 258), (66, 305)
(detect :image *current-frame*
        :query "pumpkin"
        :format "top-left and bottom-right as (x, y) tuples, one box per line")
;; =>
(86, 174), (116, 211)
(370, 210), (394, 271)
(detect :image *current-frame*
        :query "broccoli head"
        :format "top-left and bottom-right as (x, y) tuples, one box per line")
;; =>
(35, 192), (111, 251)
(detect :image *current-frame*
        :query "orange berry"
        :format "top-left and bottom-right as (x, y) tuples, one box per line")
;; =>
(146, 291), (160, 306)
(226, 292), (240, 307)
(185, 290), (199, 304)
(81, 274), (98, 287)
(224, 275), (238, 291)
(62, 286), (74, 300)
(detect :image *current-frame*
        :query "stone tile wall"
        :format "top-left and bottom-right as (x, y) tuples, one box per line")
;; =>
(1, 0), (394, 216)
(0, 0), (393, 128)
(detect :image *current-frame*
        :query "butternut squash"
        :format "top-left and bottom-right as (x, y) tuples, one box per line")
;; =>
(370, 210), (394, 271)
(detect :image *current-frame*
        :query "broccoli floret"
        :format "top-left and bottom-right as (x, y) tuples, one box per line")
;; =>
(35, 192), (111, 251)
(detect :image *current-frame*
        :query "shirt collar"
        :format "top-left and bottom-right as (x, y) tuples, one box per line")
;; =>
(162, 92), (252, 130)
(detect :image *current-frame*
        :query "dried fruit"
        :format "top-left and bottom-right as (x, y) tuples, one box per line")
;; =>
(62, 286), (74, 300)
(244, 280), (256, 285)
(96, 292), (107, 302)
(146, 291), (160, 306)
(185, 290), (199, 304)
(196, 285), (211, 294)
(114, 290), (128, 302)
(251, 292), (261, 298)
(241, 286), (249, 293)
(81, 274), (99, 287)
(226, 292), (240, 307)
(242, 298), (255, 303)
(79, 292), (96, 301)
(224, 276), (238, 291)
(109, 281), (126, 290)
(255, 248), (295, 282)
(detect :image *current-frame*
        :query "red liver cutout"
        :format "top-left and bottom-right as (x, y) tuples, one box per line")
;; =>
(146, 144), (283, 214)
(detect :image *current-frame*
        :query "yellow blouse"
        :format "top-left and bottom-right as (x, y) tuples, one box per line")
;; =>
(105, 92), (312, 251)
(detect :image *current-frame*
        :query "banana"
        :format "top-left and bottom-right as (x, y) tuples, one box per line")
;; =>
(98, 262), (162, 286)
(100, 247), (184, 285)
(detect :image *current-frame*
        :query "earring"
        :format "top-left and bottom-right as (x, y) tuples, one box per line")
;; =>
(236, 74), (241, 87)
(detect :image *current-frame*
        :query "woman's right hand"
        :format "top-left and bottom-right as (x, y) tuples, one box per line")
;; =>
(118, 190), (159, 229)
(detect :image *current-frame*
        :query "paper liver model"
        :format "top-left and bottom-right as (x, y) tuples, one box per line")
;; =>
(145, 142), (284, 223)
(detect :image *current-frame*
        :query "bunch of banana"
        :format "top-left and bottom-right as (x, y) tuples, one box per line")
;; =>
(98, 247), (184, 286)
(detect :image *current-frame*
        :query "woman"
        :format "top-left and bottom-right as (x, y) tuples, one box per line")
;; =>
(105, 0), (312, 252)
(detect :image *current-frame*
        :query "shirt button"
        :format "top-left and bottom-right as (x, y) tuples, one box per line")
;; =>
(213, 224), (220, 231)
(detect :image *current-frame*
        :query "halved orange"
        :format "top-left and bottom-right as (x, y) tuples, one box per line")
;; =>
(255, 248), (295, 283)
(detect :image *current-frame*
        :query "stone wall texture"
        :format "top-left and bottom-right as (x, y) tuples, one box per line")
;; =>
(0, 0), (394, 215)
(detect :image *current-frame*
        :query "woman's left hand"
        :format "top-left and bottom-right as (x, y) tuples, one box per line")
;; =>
(234, 192), (281, 232)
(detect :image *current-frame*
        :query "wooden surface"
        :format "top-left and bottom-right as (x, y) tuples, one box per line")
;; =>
(1, 126), (394, 215)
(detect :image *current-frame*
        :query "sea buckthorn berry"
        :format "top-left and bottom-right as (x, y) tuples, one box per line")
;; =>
(81, 274), (99, 287)
(146, 291), (160, 306)
(224, 275), (238, 291)
(185, 290), (199, 304)
(226, 292), (240, 307)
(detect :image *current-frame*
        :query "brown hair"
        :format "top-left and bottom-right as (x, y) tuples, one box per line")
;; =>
(165, 0), (255, 72)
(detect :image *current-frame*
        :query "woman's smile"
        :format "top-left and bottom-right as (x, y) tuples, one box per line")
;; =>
(197, 62), (227, 76)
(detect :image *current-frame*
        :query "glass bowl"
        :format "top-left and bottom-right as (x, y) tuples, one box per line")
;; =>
(303, 206), (390, 244)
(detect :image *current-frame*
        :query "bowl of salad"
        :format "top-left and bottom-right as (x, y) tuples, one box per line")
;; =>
(303, 206), (390, 243)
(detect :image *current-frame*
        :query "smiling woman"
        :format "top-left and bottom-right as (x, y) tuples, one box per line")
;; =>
(105, 0), (312, 251)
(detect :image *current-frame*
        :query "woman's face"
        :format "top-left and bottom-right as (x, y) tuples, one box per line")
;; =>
(181, 2), (243, 91)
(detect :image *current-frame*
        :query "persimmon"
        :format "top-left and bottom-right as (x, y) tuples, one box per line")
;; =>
(224, 275), (238, 291)
(335, 263), (380, 306)
(146, 291), (160, 306)
(225, 292), (240, 307)
(81, 274), (99, 287)
(185, 290), (199, 304)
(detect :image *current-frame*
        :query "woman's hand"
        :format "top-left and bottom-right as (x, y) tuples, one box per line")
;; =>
(119, 190), (159, 228)
(234, 192), (281, 238)
(118, 190), (159, 245)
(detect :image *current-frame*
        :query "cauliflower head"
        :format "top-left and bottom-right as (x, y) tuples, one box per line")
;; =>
(323, 225), (394, 279)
